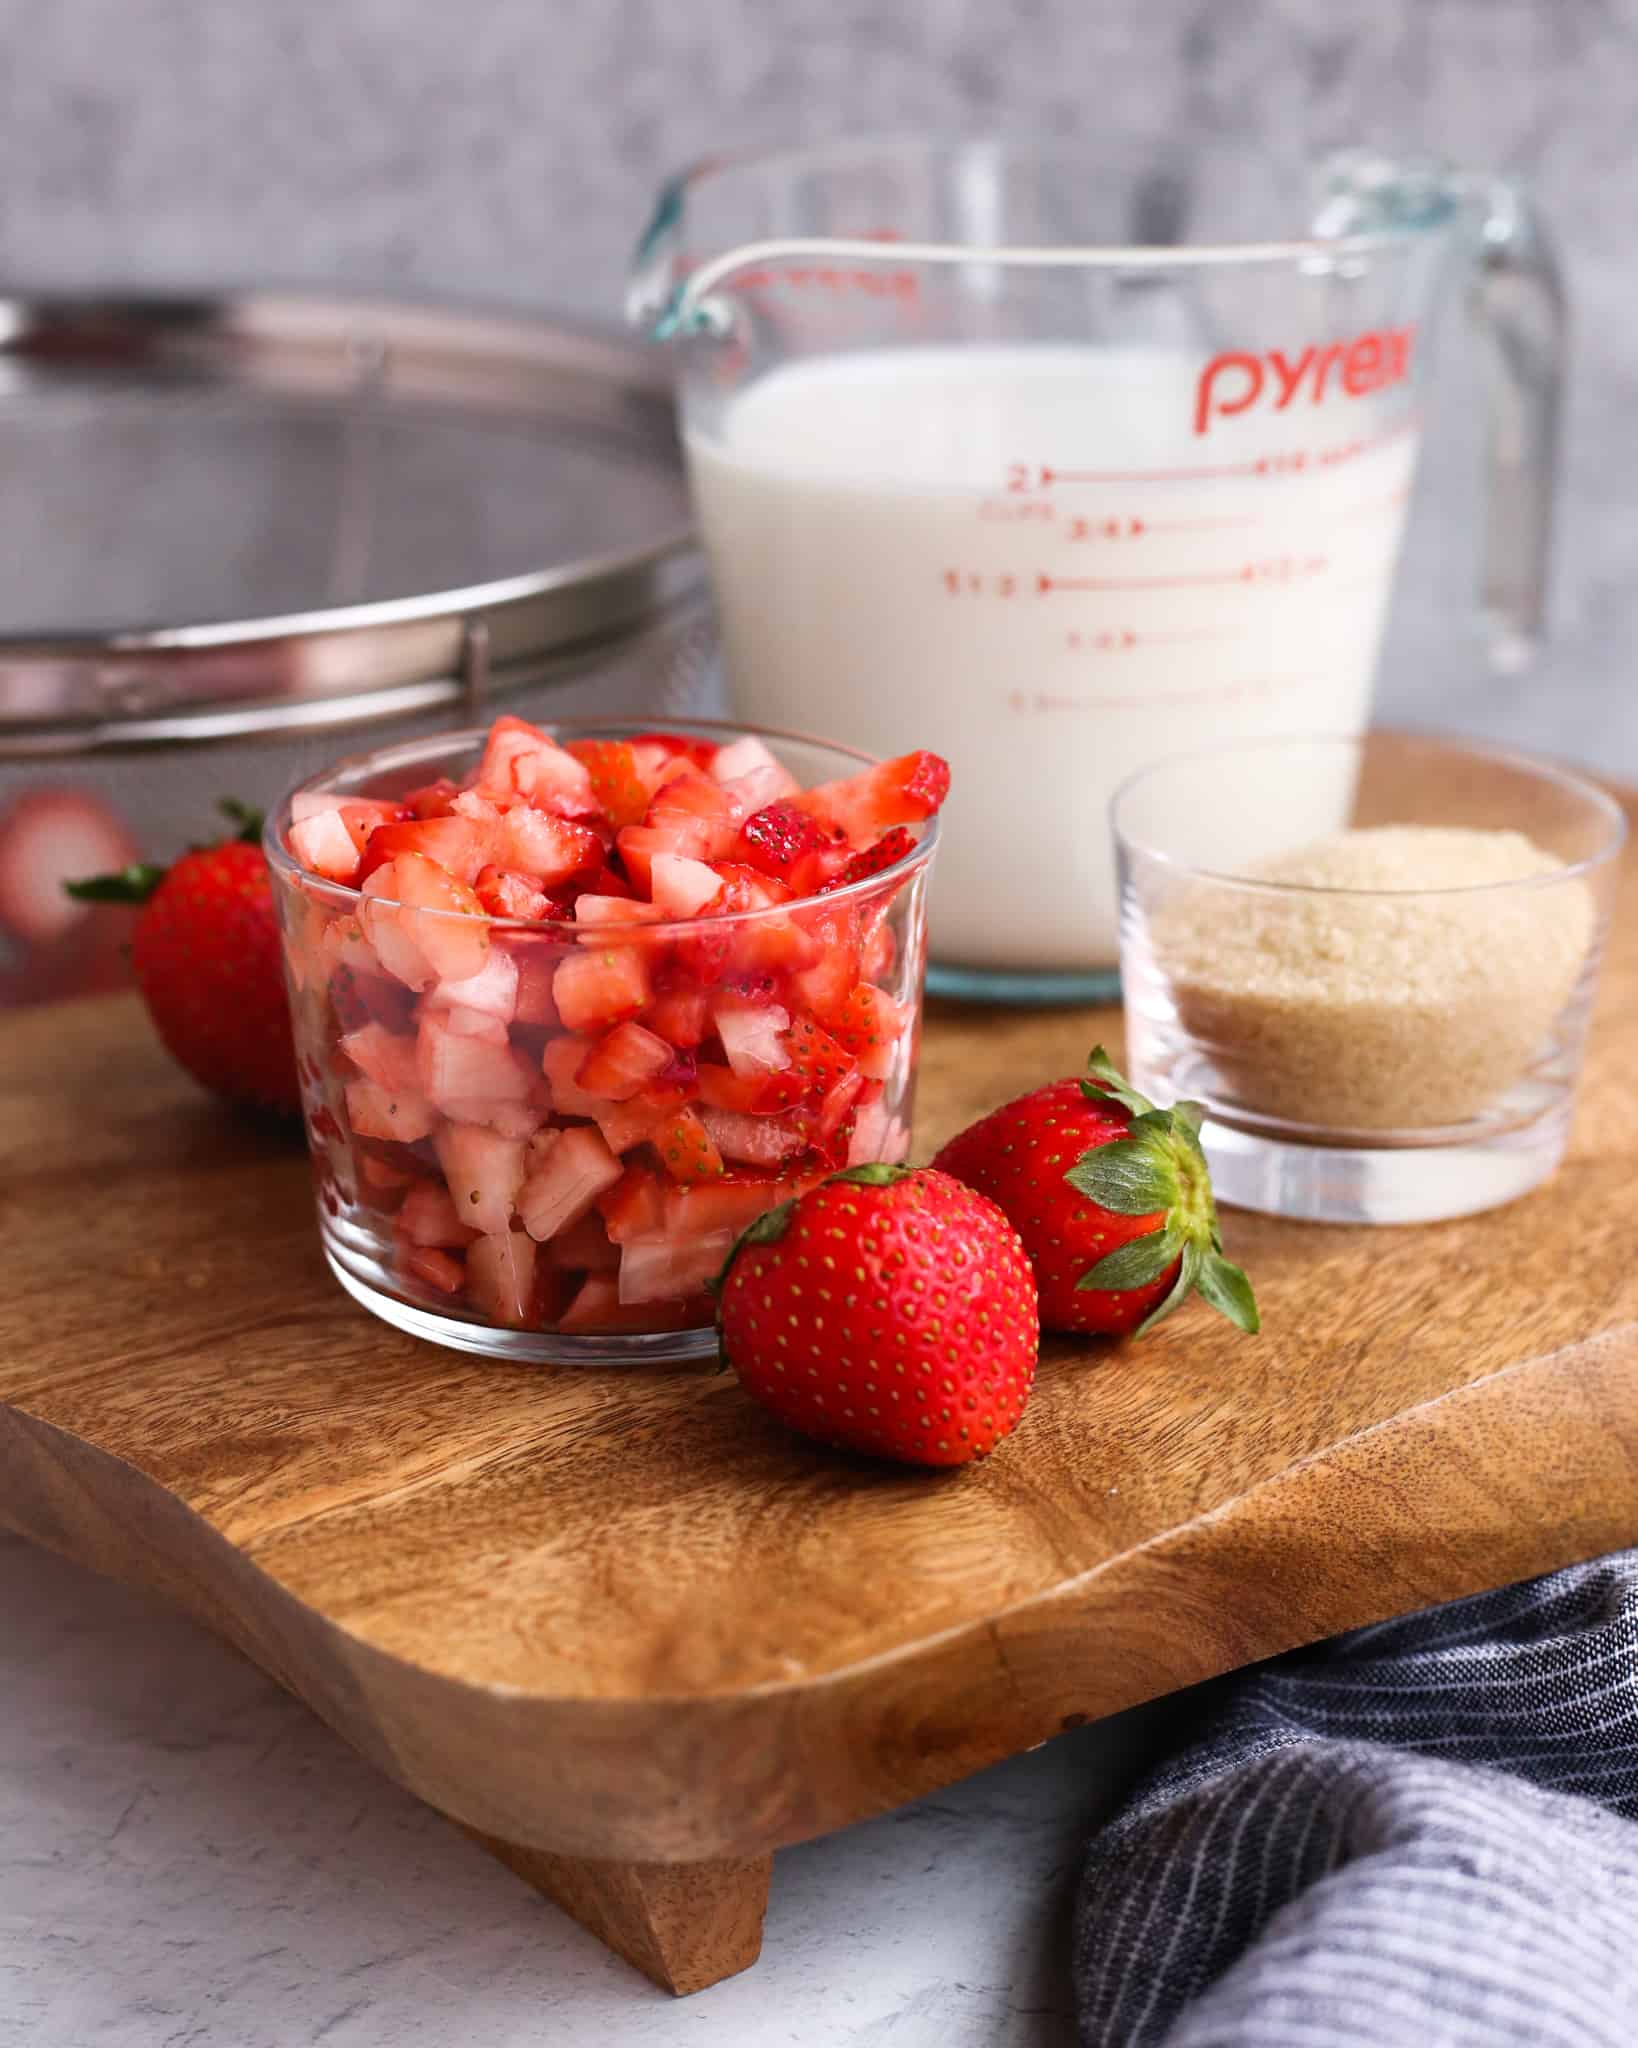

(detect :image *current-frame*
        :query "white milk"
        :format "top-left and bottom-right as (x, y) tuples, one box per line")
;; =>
(687, 345), (1418, 973)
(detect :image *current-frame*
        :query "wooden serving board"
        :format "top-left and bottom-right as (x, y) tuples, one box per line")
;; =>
(5, 824), (1638, 1994)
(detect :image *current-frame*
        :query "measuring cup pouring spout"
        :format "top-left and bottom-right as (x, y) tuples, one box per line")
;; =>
(631, 139), (1567, 992)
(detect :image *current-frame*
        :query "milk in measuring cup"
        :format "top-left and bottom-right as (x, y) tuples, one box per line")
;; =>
(687, 344), (1418, 972)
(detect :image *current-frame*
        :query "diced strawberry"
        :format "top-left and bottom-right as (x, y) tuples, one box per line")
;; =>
(518, 1125), (623, 1241)
(646, 771), (740, 859)
(545, 1210), (622, 1272)
(395, 1183), (481, 1248)
(649, 851), (726, 919)
(553, 944), (649, 1034)
(796, 751), (950, 847)
(817, 825), (919, 893)
(466, 1228), (541, 1329)
(436, 1096), (544, 1141)
(751, 1016), (856, 1113)
(590, 1098), (665, 1155)
(714, 994), (792, 1078)
(631, 732), (720, 773)
(423, 946), (519, 1024)
(434, 1123), (527, 1235)
(786, 902), (861, 1017)
(711, 735), (799, 794)
(475, 715), (597, 816)
(617, 1229), (735, 1306)
(556, 1271), (707, 1335)
(508, 944), (562, 1028)
(362, 854), (489, 986)
(644, 985), (712, 1048)
(417, 1007), (530, 1113)
(357, 815), (495, 887)
(617, 822), (708, 893)
(664, 1172), (819, 1238)
(597, 1164), (668, 1244)
(573, 894), (667, 930)
(473, 865), (558, 921)
(398, 1244), (465, 1296)
(697, 1105), (808, 1169)
(494, 807), (603, 887)
(345, 1076), (438, 1144)
(565, 739), (654, 829)
(289, 806), (364, 884)
(587, 863), (635, 901)
(651, 1106), (726, 1183)
(734, 801), (826, 891)
(847, 1093), (911, 1167)
(827, 983), (910, 1081)
(340, 1020), (421, 1097)
(359, 1152), (415, 1196)
(401, 778), (460, 819)
(540, 1034), (604, 1117)
(575, 1020), (674, 1101)
(813, 1069), (866, 1162)
(331, 960), (414, 1036)
(695, 1062), (771, 1114)
(861, 917), (896, 983)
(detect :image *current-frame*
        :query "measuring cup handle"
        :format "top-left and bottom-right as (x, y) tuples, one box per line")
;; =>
(1468, 177), (1567, 673)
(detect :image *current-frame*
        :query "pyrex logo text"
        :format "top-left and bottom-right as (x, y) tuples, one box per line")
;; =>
(1194, 327), (1415, 436)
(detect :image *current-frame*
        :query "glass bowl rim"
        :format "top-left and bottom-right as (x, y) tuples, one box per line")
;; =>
(265, 715), (940, 934)
(1109, 729), (1628, 900)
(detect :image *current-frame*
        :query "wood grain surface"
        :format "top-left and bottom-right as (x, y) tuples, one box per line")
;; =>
(2, 820), (1637, 1910)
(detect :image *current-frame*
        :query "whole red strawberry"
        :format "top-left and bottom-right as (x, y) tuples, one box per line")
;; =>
(67, 802), (300, 1116)
(933, 1047), (1257, 1339)
(717, 1163), (1039, 1468)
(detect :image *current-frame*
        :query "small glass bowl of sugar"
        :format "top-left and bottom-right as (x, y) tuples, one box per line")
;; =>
(1112, 732), (1626, 1224)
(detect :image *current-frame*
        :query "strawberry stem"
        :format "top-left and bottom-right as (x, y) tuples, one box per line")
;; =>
(63, 863), (168, 906)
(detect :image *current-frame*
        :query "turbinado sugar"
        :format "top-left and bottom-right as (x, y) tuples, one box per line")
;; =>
(1153, 826), (1597, 1131)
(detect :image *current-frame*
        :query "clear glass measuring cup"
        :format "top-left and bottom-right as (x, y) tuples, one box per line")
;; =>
(629, 140), (1564, 1001)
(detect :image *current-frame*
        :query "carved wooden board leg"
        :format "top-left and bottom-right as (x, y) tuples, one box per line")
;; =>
(463, 1827), (773, 1995)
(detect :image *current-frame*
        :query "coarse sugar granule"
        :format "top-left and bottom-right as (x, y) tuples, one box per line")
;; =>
(1152, 825), (1597, 1131)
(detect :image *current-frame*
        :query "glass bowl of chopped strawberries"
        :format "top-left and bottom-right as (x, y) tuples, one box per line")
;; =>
(266, 716), (946, 1362)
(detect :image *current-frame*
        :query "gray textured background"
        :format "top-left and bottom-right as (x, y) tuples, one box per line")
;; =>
(1, 0), (1635, 762)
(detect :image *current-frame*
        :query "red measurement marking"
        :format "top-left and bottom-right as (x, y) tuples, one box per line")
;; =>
(1066, 627), (1244, 650)
(978, 498), (1056, 524)
(1009, 418), (1418, 491)
(1040, 556), (1324, 593)
(1065, 513), (1255, 540)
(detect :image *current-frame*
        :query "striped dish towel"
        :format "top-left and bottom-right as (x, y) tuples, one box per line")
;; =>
(1073, 1550), (1638, 2047)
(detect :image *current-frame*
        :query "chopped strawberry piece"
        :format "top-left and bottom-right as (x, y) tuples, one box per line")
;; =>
(398, 1244), (465, 1296)
(617, 1229), (735, 1306)
(395, 1183), (481, 1248)
(797, 751), (950, 847)
(417, 1008), (530, 1112)
(289, 806), (364, 884)
(434, 1123), (528, 1235)
(597, 1164), (668, 1244)
(644, 986), (712, 1047)
(465, 1228), (540, 1329)
(507, 944), (561, 1028)
(329, 960), (414, 1037)
(652, 1106), (727, 1183)
(359, 1152), (415, 1196)
(751, 1016), (856, 1113)
(345, 1076), (438, 1144)
(591, 1097), (667, 1155)
(400, 778), (460, 819)
(565, 739), (654, 829)
(475, 715), (597, 815)
(518, 1124), (623, 1240)
(813, 1069), (866, 1160)
(540, 1034), (604, 1118)
(861, 916), (896, 982)
(357, 815), (495, 887)
(646, 771), (739, 857)
(649, 852), (726, 919)
(575, 1020), (674, 1101)
(423, 946), (519, 1024)
(362, 854), (488, 986)
(473, 865), (558, 921)
(827, 983), (910, 1081)
(817, 825), (919, 893)
(697, 1105), (808, 1169)
(556, 1272), (709, 1334)
(665, 1172), (822, 1239)
(587, 863), (635, 901)
(735, 801), (826, 890)
(496, 807), (603, 887)
(630, 732), (720, 772)
(711, 734), (799, 795)
(340, 1020), (421, 1097)
(787, 901), (861, 1017)
(695, 1062), (771, 1114)
(545, 1210), (622, 1271)
(553, 943), (650, 1034)
(714, 994), (792, 1078)
(617, 822), (705, 893)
